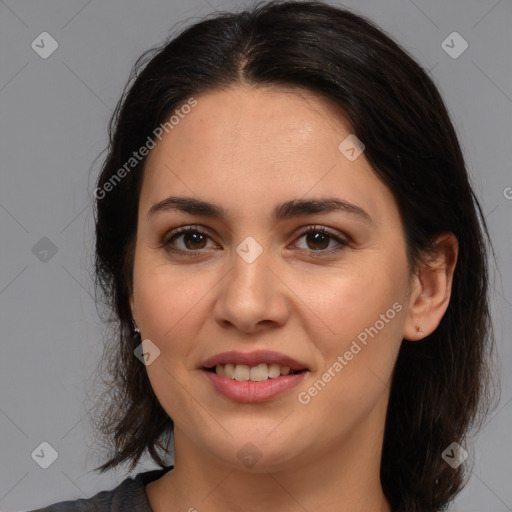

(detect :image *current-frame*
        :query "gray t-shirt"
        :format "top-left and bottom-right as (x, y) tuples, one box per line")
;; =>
(27, 466), (173, 511)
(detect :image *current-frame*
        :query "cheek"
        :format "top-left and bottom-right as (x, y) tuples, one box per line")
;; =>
(131, 252), (211, 348)
(297, 260), (403, 344)
(131, 256), (210, 420)
(297, 259), (405, 400)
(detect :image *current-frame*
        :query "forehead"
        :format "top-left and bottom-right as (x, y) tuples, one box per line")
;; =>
(152, 85), (350, 158)
(140, 85), (397, 225)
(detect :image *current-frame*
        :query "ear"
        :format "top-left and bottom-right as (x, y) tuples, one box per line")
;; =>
(129, 293), (136, 323)
(402, 232), (458, 341)
(127, 238), (137, 322)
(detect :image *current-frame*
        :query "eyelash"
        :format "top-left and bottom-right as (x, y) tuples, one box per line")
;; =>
(160, 225), (350, 258)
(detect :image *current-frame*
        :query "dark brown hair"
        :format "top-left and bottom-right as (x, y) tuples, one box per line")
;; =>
(88, 2), (497, 510)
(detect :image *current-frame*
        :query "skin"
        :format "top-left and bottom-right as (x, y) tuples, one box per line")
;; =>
(130, 85), (458, 512)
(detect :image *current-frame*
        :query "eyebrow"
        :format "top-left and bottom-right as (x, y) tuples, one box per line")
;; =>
(148, 196), (374, 225)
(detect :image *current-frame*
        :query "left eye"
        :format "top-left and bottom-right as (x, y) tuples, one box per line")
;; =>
(161, 225), (348, 256)
(293, 226), (349, 253)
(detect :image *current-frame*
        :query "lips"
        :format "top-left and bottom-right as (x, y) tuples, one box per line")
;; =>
(201, 350), (309, 402)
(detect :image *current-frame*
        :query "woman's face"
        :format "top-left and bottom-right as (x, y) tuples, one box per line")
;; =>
(131, 85), (415, 471)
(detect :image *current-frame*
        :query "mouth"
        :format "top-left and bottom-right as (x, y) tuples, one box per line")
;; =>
(201, 350), (309, 403)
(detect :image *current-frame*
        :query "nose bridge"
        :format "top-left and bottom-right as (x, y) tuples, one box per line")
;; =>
(229, 234), (272, 301)
(213, 234), (289, 331)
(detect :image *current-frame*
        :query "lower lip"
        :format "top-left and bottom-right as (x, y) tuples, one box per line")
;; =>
(203, 370), (308, 403)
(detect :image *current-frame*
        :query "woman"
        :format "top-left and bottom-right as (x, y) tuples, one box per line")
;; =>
(31, 1), (496, 511)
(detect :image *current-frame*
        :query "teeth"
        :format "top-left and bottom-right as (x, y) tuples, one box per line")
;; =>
(234, 364), (250, 381)
(250, 364), (268, 382)
(224, 363), (235, 379)
(268, 363), (281, 378)
(212, 363), (295, 381)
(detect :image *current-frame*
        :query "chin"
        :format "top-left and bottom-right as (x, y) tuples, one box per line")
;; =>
(200, 430), (308, 473)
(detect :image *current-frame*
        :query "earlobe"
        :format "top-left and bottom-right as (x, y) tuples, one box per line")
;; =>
(402, 232), (458, 341)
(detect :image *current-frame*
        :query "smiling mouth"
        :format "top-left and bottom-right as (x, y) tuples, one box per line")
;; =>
(204, 363), (306, 381)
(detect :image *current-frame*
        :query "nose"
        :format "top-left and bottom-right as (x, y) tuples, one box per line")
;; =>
(212, 242), (290, 334)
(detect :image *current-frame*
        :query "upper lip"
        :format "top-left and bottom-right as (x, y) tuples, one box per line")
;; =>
(202, 350), (309, 371)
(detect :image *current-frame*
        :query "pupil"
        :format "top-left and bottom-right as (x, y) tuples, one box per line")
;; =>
(185, 232), (206, 250)
(308, 232), (329, 250)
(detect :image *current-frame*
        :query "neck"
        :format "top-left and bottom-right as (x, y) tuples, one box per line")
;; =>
(146, 438), (391, 512)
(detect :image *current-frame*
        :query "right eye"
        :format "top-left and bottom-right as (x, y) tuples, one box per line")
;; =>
(160, 225), (219, 256)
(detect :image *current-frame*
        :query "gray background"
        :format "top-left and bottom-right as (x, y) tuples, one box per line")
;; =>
(1, 0), (511, 510)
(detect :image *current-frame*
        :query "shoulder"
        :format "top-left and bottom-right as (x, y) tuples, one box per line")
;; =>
(26, 466), (173, 512)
